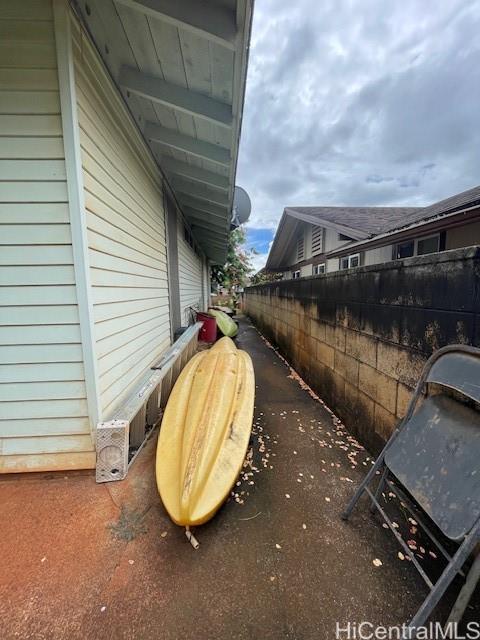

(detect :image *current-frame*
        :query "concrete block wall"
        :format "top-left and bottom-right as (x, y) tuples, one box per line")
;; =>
(245, 247), (480, 453)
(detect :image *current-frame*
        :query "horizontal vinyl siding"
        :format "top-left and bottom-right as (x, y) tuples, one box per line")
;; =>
(0, 0), (94, 472)
(72, 16), (171, 417)
(177, 221), (204, 325)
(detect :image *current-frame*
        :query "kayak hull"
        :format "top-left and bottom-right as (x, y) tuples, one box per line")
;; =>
(208, 308), (238, 338)
(156, 337), (255, 526)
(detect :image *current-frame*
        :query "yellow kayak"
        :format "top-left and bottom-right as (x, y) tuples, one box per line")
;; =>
(208, 308), (238, 338)
(156, 337), (255, 526)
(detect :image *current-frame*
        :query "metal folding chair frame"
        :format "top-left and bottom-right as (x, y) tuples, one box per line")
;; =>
(342, 344), (480, 637)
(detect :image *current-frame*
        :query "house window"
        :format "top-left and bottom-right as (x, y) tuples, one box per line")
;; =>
(292, 270), (301, 279)
(340, 254), (360, 270)
(417, 234), (440, 255)
(393, 234), (440, 260)
(313, 263), (326, 275)
(394, 240), (414, 259)
(311, 226), (323, 256)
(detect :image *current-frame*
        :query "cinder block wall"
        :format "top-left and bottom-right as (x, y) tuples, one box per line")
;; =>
(245, 247), (480, 453)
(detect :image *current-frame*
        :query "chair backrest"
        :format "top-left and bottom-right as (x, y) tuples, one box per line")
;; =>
(385, 345), (480, 541)
(426, 347), (480, 405)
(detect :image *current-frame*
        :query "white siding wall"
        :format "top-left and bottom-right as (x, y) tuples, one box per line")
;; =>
(177, 217), (204, 325)
(202, 256), (211, 310)
(72, 16), (171, 417)
(323, 227), (346, 252)
(327, 258), (340, 273)
(0, 0), (94, 472)
(364, 245), (393, 266)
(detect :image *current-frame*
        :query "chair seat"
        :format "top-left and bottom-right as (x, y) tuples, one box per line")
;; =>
(385, 394), (480, 540)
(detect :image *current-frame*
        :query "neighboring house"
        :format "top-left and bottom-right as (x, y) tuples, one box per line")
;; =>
(266, 185), (480, 278)
(0, 0), (252, 473)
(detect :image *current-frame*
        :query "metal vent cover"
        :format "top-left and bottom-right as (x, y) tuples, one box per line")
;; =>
(95, 420), (129, 483)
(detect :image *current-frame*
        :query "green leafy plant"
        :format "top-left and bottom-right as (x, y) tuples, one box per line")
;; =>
(211, 227), (255, 292)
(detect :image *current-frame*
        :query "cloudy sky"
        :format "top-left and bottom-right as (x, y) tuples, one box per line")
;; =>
(236, 0), (480, 271)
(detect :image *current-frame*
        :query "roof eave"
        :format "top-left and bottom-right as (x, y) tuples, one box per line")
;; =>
(72, 0), (254, 265)
(326, 205), (480, 258)
(284, 208), (371, 240)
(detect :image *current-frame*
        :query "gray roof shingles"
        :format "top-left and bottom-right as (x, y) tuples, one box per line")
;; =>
(287, 184), (480, 239)
(287, 206), (421, 236)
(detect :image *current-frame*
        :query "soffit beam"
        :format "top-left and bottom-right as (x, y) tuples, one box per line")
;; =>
(177, 193), (230, 218)
(159, 156), (229, 191)
(147, 122), (231, 166)
(170, 175), (229, 206)
(119, 66), (233, 128)
(115, 0), (237, 49)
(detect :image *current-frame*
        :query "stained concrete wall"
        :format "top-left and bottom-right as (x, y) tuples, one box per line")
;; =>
(245, 247), (480, 453)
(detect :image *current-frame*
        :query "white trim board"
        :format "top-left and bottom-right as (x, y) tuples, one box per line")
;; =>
(53, 0), (101, 430)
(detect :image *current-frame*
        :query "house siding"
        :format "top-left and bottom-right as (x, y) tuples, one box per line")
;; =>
(71, 15), (171, 417)
(202, 256), (211, 309)
(446, 220), (480, 250)
(280, 225), (355, 276)
(364, 245), (393, 266)
(177, 219), (204, 325)
(0, 0), (94, 472)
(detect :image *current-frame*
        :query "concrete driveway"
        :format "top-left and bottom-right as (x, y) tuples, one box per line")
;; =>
(1, 317), (477, 639)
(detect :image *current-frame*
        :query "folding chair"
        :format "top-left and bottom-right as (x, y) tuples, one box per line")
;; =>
(342, 344), (480, 637)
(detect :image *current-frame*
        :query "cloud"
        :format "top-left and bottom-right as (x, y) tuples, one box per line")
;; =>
(237, 0), (480, 271)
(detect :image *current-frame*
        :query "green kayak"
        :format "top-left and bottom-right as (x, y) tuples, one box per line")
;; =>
(208, 308), (238, 338)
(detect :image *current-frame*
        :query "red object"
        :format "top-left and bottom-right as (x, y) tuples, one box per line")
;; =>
(197, 312), (217, 343)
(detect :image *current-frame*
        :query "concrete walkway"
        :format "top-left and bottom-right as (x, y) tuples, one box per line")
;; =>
(1, 318), (473, 639)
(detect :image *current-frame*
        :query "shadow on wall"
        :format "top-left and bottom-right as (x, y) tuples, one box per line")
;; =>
(244, 247), (480, 454)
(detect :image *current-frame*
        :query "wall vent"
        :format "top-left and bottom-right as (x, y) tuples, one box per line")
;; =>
(96, 420), (129, 482)
(312, 225), (323, 256)
(297, 232), (305, 261)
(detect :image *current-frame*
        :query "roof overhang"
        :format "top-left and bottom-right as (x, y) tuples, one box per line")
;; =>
(265, 212), (298, 270)
(265, 207), (366, 270)
(326, 205), (480, 258)
(284, 208), (370, 241)
(72, 0), (254, 263)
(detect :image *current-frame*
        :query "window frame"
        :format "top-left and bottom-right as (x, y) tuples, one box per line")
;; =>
(292, 270), (301, 279)
(415, 233), (440, 256)
(348, 253), (360, 268)
(313, 263), (326, 275)
(393, 233), (440, 260)
(340, 253), (360, 270)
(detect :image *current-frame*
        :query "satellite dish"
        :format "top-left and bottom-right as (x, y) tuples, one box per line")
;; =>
(231, 186), (251, 229)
